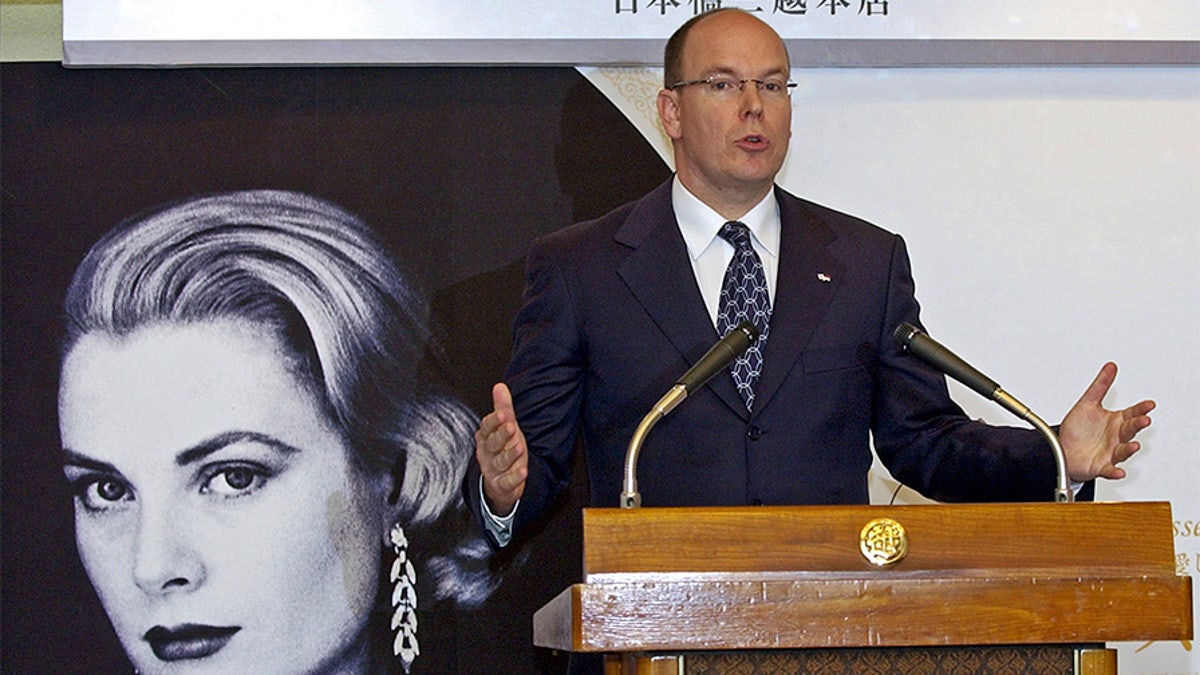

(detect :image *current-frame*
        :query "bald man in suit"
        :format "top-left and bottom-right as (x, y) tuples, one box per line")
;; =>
(467, 8), (1152, 547)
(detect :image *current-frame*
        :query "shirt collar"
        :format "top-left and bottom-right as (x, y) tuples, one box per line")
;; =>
(672, 176), (781, 261)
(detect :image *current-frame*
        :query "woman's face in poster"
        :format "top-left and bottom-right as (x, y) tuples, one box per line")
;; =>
(59, 319), (389, 674)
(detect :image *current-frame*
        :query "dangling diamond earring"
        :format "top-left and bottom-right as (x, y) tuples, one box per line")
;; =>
(390, 522), (419, 673)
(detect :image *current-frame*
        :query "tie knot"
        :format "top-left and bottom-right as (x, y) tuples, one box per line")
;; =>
(719, 221), (753, 250)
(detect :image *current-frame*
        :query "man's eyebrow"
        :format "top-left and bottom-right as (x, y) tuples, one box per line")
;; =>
(175, 431), (304, 467)
(704, 65), (788, 78)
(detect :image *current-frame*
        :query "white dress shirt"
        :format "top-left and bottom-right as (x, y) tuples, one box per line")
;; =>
(671, 176), (780, 327)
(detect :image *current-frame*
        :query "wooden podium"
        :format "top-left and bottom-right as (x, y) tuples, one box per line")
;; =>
(534, 502), (1192, 674)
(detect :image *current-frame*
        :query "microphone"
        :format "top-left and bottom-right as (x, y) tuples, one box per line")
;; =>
(891, 322), (1072, 502)
(892, 322), (1000, 402)
(620, 321), (759, 508)
(674, 321), (759, 408)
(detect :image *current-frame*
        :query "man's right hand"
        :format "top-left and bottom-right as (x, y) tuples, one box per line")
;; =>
(474, 382), (528, 517)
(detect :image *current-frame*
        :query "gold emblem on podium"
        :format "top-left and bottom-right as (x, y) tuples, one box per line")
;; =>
(859, 517), (908, 567)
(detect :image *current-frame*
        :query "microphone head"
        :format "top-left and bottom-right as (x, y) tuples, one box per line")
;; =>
(735, 320), (760, 344)
(892, 322), (920, 349)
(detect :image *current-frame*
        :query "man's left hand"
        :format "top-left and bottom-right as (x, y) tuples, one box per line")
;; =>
(1059, 362), (1155, 482)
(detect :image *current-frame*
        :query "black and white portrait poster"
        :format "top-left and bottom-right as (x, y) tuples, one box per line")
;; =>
(1, 63), (668, 674)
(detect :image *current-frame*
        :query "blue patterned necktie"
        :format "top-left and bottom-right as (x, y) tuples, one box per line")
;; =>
(716, 221), (771, 410)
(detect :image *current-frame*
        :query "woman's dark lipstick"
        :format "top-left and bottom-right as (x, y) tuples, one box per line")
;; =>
(144, 624), (240, 661)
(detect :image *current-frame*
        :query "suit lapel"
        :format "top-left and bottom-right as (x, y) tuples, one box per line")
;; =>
(615, 181), (748, 417)
(752, 189), (845, 415)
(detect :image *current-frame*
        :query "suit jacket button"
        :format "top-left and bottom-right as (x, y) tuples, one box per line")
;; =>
(747, 425), (762, 441)
(751, 499), (763, 506)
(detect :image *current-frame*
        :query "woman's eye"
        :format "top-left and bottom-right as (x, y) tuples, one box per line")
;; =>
(224, 467), (255, 490)
(203, 465), (268, 497)
(69, 475), (134, 513)
(96, 479), (128, 501)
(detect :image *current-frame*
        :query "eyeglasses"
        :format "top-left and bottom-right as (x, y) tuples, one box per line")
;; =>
(667, 75), (797, 99)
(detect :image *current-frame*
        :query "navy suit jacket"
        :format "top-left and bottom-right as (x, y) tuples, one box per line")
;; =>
(467, 179), (1071, 544)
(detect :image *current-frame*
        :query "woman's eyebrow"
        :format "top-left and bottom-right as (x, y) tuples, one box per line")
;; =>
(61, 448), (118, 472)
(61, 432), (304, 470)
(175, 431), (304, 467)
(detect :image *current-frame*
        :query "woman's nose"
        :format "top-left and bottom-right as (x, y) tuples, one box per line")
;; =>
(132, 501), (205, 596)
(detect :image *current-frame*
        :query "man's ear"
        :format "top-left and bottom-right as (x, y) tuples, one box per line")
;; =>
(657, 89), (684, 140)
